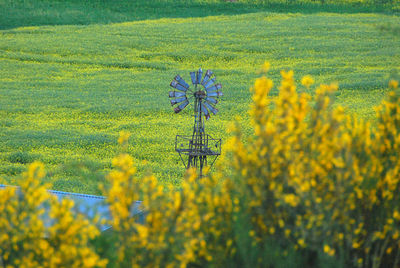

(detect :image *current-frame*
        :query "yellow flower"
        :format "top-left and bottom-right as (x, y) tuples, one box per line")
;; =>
(280, 70), (294, 81)
(254, 76), (273, 95)
(394, 210), (400, 220)
(393, 231), (399, 240)
(261, 61), (270, 72)
(389, 79), (398, 89)
(269, 227), (275, 234)
(118, 130), (131, 145)
(283, 194), (299, 207)
(301, 75), (314, 88)
(83, 256), (98, 267)
(285, 229), (291, 237)
(324, 245), (335, 256)
(297, 238), (305, 248)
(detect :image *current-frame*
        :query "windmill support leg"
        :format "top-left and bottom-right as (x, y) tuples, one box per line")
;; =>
(199, 156), (206, 177)
(187, 155), (193, 169)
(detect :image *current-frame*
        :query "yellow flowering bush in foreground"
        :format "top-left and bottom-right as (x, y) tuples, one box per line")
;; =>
(228, 68), (400, 267)
(105, 138), (236, 267)
(0, 162), (106, 268)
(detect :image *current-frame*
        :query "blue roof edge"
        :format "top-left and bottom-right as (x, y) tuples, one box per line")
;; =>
(0, 184), (144, 232)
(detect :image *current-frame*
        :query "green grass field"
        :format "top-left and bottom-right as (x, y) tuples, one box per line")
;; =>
(0, 0), (399, 194)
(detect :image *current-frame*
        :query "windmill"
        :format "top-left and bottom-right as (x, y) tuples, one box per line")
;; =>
(169, 68), (222, 177)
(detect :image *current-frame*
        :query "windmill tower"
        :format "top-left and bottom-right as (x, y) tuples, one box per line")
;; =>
(169, 68), (222, 177)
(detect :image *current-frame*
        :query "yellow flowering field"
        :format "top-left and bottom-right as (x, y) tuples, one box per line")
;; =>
(1, 3), (399, 190)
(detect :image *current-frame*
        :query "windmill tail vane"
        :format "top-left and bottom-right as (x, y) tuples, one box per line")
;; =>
(169, 68), (223, 177)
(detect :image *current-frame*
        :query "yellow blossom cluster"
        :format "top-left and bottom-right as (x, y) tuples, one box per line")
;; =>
(0, 162), (106, 267)
(105, 153), (236, 267)
(227, 66), (400, 267)
(118, 130), (131, 146)
(389, 79), (398, 89)
(301, 75), (314, 88)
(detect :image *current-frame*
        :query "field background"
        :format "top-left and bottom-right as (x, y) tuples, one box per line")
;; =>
(0, 0), (399, 194)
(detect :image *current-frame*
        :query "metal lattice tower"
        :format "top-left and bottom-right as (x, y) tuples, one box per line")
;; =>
(169, 68), (223, 177)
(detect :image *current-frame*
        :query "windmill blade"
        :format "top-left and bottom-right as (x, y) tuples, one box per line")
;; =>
(204, 101), (218, 115)
(190, 72), (197, 85)
(170, 80), (188, 92)
(205, 97), (218, 105)
(201, 70), (213, 86)
(207, 91), (223, 98)
(203, 77), (216, 89)
(197, 68), (203, 85)
(206, 83), (222, 92)
(174, 75), (190, 89)
(174, 99), (189, 113)
(170, 96), (187, 106)
(169, 91), (186, 98)
(201, 102), (211, 120)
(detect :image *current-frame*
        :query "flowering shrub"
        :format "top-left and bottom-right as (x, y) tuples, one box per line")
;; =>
(228, 67), (400, 267)
(105, 150), (235, 267)
(0, 162), (106, 267)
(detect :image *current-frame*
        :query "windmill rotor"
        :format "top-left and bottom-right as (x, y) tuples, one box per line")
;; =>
(168, 68), (223, 177)
(169, 68), (223, 117)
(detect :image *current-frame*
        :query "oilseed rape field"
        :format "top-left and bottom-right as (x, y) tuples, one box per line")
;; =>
(1, 0), (399, 194)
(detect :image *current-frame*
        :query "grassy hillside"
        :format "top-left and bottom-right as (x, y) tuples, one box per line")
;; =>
(0, 1), (399, 194)
(1, 0), (398, 30)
